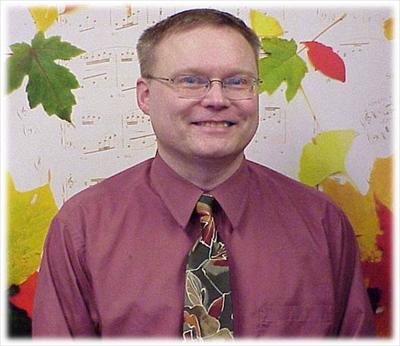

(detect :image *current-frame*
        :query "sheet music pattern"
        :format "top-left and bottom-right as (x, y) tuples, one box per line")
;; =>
(5, 5), (393, 207)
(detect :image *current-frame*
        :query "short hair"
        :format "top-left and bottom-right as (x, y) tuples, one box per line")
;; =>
(136, 8), (260, 77)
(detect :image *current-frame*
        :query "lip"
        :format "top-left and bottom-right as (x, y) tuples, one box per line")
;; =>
(189, 121), (237, 135)
(190, 119), (238, 127)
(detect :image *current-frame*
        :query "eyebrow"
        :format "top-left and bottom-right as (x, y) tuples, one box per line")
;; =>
(170, 68), (257, 78)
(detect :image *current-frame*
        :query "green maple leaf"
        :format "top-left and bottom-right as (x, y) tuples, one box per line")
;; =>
(259, 37), (307, 102)
(7, 32), (85, 122)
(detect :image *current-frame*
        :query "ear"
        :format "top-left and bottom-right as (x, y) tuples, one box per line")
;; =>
(136, 77), (150, 115)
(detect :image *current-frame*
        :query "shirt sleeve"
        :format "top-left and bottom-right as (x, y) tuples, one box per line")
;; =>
(32, 212), (99, 337)
(326, 206), (376, 336)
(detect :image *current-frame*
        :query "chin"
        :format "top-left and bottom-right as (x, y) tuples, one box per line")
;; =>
(190, 148), (243, 162)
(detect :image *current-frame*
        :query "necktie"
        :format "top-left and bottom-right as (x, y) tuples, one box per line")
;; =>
(183, 194), (233, 340)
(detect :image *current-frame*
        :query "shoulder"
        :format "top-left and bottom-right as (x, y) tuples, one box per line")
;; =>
(246, 159), (333, 205)
(56, 158), (154, 220)
(245, 159), (350, 232)
(245, 159), (357, 256)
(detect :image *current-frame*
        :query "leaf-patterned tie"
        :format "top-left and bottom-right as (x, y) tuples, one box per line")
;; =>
(183, 194), (234, 340)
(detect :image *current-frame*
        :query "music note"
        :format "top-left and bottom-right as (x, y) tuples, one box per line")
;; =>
(255, 106), (287, 145)
(111, 7), (139, 31)
(22, 124), (37, 137)
(62, 173), (75, 202)
(84, 51), (112, 66)
(81, 115), (102, 126)
(82, 133), (119, 155)
(34, 156), (42, 171)
(124, 114), (139, 127)
(60, 123), (74, 150)
(81, 50), (114, 89)
(78, 14), (97, 32)
(360, 98), (392, 145)
(339, 41), (369, 53)
(126, 133), (156, 150)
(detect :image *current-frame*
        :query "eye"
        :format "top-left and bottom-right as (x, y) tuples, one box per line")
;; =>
(176, 75), (208, 87)
(224, 76), (251, 88)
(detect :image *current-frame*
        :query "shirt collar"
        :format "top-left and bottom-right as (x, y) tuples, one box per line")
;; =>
(150, 153), (250, 229)
(209, 160), (250, 229)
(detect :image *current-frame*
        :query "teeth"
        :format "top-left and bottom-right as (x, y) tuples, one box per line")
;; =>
(196, 121), (231, 128)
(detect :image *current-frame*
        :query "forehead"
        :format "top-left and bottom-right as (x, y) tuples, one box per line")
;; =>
(152, 25), (257, 75)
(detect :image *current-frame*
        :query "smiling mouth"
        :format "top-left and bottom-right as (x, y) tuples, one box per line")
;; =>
(192, 121), (235, 128)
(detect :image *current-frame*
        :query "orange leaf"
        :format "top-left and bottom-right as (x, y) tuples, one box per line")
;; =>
(302, 41), (346, 82)
(184, 310), (201, 337)
(60, 5), (84, 15)
(383, 17), (393, 40)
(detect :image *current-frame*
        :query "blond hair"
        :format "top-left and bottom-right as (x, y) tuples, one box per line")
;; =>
(136, 8), (260, 77)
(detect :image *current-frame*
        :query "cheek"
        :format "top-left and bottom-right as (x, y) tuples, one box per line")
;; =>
(242, 101), (259, 123)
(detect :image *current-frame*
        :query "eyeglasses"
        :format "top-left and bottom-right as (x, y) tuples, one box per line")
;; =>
(145, 74), (261, 100)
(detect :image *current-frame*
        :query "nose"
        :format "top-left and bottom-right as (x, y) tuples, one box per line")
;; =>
(200, 80), (231, 109)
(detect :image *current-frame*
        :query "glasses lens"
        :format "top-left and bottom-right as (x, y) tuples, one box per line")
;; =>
(173, 74), (258, 100)
(175, 75), (208, 98)
(224, 76), (257, 100)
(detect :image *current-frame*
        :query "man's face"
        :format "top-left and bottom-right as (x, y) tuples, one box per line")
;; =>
(136, 25), (259, 165)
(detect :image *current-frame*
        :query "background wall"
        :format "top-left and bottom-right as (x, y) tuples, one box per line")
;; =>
(4, 2), (395, 338)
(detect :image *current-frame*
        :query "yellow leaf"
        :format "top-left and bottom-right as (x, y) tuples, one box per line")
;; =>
(370, 156), (392, 210)
(29, 6), (58, 32)
(298, 130), (357, 186)
(7, 172), (58, 285)
(320, 156), (393, 263)
(320, 178), (381, 262)
(383, 17), (393, 40)
(250, 9), (283, 38)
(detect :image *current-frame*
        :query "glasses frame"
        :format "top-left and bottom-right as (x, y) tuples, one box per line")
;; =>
(144, 74), (261, 100)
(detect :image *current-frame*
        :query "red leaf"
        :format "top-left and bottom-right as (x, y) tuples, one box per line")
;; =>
(201, 221), (214, 246)
(9, 271), (38, 318)
(212, 259), (229, 266)
(361, 196), (392, 336)
(208, 296), (224, 319)
(302, 41), (346, 82)
(375, 196), (392, 236)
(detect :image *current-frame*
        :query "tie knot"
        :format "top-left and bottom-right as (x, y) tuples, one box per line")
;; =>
(196, 194), (215, 216)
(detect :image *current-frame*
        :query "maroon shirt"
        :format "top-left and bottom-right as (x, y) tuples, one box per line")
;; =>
(32, 154), (375, 337)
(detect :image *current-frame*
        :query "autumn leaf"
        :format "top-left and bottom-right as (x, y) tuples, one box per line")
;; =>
(298, 130), (356, 186)
(365, 166), (392, 336)
(362, 197), (392, 336)
(250, 9), (283, 38)
(29, 6), (58, 32)
(383, 17), (393, 40)
(7, 172), (58, 286)
(208, 296), (224, 319)
(320, 156), (393, 336)
(320, 178), (381, 262)
(185, 272), (204, 306)
(60, 5), (84, 15)
(259, 37), (308, 102)
(9, 272), (38, 318)
(370, 156), (392, 210)
(302, 41), (346, 82)
(7, 31), (85, 122)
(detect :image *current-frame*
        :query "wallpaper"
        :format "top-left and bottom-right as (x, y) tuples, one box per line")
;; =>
(4, 3), (394, 337)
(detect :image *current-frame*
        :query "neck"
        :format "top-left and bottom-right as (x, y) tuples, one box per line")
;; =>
(158, 149), (244, 191)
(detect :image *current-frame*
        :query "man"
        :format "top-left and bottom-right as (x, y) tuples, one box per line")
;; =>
(32, 8), (375, 339)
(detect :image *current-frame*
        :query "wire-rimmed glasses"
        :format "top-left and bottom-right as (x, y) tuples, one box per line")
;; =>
(145, 74), (261, 100)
